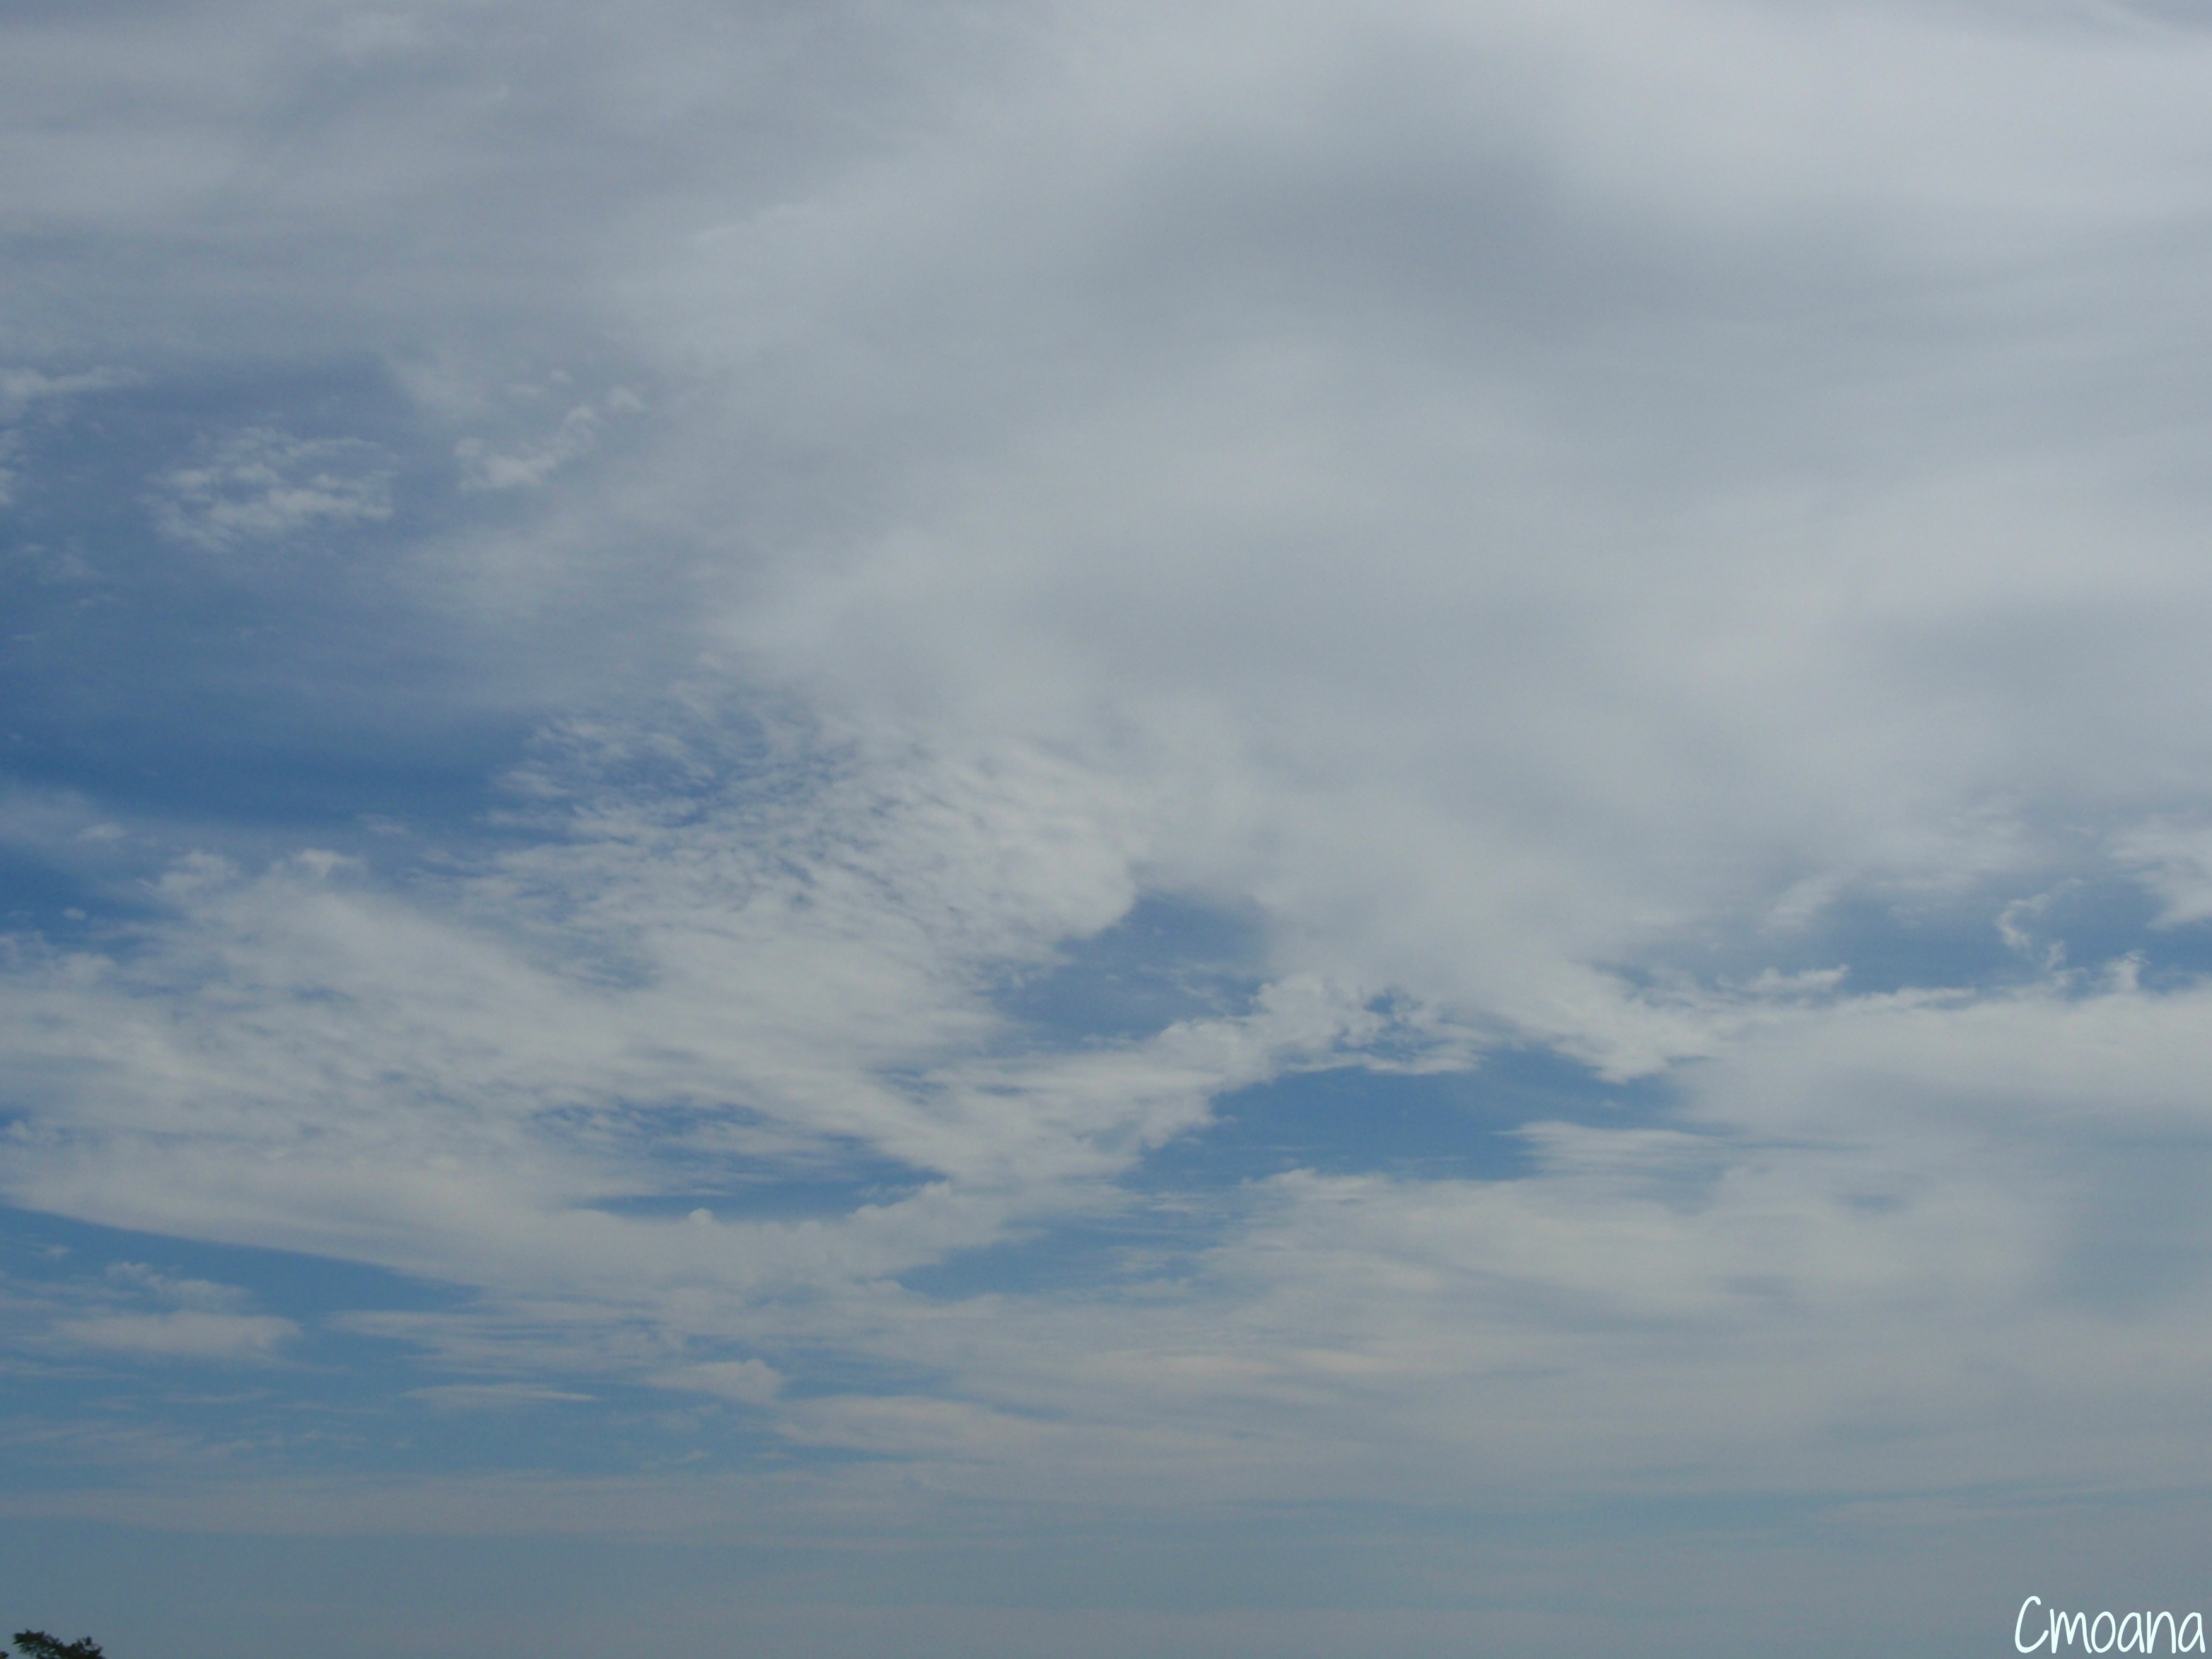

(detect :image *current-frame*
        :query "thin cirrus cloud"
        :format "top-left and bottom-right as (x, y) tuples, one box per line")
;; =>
(152, 429), (395, 552)
(25, 1264), (300, 1365)
(4, 1), (2212, 1655)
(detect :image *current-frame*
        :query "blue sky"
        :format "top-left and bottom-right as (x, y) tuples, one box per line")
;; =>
(9, 2), (2212, 1654)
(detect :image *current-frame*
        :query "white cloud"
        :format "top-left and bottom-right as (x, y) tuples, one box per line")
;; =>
(2114, 820), (2212, 926)
(153, 428), (393, 552)
(20, 1264), (300, 1366)
(52, 1310), (298, 1363)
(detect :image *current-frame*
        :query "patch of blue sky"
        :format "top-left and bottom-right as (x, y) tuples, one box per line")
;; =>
(0, 844), (161, 934)
(895, 1199), (1223, 1301)
(903, 1052), (1673, 1300)
(1, 363), (531, 845)
(0, 1213), (985, 1488)
(1143, 1048), (1676, 1190)
(0, 1213), (467, 1437)
(581, 1160), (931, 1223)
(1641, 871), (2212, 999)
(906, 896), (1699, 1300)
(0, 1208), (802, 1483)
(992, 893), (1269, 1046)
(0, 1207), (467, 1327)
(534, 1097), (936, 1213)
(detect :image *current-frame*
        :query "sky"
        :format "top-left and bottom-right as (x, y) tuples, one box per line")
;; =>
(6, 1), (2212, 1654)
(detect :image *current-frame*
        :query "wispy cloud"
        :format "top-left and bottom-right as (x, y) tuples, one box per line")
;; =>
(152, 428), (394, 552)
(52, 1310), (298, 1363)
(402, 1383), (597, 1410)
(16, 1264), (298, 1366)
(0, 367), (127, 420)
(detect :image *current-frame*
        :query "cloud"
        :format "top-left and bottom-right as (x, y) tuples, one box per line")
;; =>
(0, 367), (127, 420)
(152, 428), (394, 552)
(2114, 821), (2212, 926)
(51, 1310), (298, 1363)
(0, 364), (127, 507)
(649, 1361), (779, 1404)
(402, 1383), (597, 1409)
(454, 393), (639, 490)
(8, 0), (2212, 1645)
(23, 1264), (299, 1365)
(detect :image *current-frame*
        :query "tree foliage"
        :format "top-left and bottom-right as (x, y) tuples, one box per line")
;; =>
(13, 1634), (104, 1659)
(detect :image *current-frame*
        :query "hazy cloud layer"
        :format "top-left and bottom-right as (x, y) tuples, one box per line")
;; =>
(6, 1), (2212, 1653)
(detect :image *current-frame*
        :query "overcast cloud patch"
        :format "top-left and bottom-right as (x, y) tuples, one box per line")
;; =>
(6, 0), (2212, 1653)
